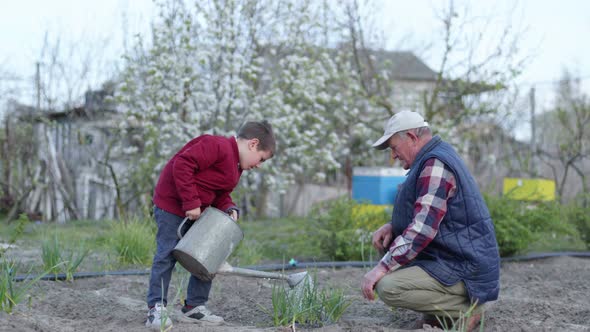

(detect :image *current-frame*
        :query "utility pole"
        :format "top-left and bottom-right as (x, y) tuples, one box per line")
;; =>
(35, 62), (41, 112)
(529, 86), (537, 176)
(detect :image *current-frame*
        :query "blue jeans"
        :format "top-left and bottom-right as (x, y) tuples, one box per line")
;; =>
(146, 206), (212, 307)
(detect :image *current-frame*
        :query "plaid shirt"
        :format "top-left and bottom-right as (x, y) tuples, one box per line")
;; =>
(381, 158), (457, 271)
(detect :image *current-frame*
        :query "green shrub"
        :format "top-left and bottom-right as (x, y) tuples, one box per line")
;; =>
(567, 197), (590, 249)
(521, 201), (571, 234)
(485, 194), (574, 256)
(491, 216), (533, 257)
(109, 217), (156, 266)
(310, 197), (389, 261)
(312, 194), (575, 259)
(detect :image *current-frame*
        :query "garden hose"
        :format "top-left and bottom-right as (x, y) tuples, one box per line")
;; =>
(12, 251), (590, 282)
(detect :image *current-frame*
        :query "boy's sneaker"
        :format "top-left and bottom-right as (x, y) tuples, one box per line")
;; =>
(145, 303), (173, 329)
(181, 305), (224, 324)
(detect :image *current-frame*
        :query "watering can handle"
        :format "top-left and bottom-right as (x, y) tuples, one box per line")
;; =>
(177, 217), (192, 239)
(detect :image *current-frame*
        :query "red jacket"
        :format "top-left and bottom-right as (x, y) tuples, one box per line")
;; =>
(153, 135), (242, 217)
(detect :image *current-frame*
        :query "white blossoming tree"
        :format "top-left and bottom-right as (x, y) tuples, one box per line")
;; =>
(116, 0), (381, 216)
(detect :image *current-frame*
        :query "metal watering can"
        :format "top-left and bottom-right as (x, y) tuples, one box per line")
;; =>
(172, 207), (310, 289)
(172, 207), (243, 281)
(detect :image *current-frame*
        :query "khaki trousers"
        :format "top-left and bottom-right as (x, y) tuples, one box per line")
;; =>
(375, 266), (480, 318)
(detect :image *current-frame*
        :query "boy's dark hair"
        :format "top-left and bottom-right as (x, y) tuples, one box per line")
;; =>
(237, 120), (276, 155)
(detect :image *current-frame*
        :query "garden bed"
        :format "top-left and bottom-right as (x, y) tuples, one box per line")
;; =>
(1, 255), (589, 331)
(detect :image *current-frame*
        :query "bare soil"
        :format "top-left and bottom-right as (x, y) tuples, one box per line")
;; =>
(1, 256), (589, 332)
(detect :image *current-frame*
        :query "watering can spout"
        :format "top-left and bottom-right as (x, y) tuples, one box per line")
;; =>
(217, 261), (233, 273)
(216, 261), (309, 289)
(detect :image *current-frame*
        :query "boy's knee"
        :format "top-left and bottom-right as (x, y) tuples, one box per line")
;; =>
(152, 252), (175, 266)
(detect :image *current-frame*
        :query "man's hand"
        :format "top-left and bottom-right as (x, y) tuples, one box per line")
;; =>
(372, 223), (393, 254)
(361, 263), (388, 300)
(229, 209), (238, 221)
(185, 207), (201, 220)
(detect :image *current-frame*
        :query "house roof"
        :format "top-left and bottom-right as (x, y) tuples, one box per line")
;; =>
(348, 48), (501, 93)
(14, 89), (117, 123)
(370, 50), (438, 81)
(265, 44), (438, 82)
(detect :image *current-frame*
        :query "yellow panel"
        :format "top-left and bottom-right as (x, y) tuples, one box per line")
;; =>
(352, 204), (390, 217)
(502, 178), (556, 201)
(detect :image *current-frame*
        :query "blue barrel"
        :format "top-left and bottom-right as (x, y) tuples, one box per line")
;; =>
(352, 167), (406, 205)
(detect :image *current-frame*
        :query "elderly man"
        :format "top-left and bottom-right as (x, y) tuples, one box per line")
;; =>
(360, 111), (500, 330)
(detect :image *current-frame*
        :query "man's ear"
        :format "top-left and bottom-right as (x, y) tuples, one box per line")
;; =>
(407, 131), (419, 143)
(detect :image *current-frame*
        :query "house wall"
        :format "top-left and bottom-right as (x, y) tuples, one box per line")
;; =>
(391, 81), (436, 111)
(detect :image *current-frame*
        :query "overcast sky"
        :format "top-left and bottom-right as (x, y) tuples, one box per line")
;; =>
(1, 0), (589, 136)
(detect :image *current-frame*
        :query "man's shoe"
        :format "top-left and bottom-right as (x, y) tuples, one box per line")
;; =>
(145, 303), (173, 329)
(412, 313), (482, 331)
(412, 315), (453, 329)
(465, 312), (482, 332)
(181, 305), (224, 325)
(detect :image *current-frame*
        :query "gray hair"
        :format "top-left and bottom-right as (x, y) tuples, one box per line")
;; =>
(395, 126), (431, 139)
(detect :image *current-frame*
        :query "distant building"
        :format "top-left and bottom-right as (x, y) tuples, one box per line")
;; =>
(13, 87), (130, 222)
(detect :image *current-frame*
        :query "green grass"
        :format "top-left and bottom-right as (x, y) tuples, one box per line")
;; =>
(0, 219), (112, 251)
(0, 215), (328, 274)
(234, 217), (326, 264)
(0, 213), (587, 276)
(0, 216), (323, 265)
(109, 218), (156, 266)
(0, 218), (146, 272)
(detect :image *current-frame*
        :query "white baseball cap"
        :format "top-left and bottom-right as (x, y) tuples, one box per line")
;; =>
(372, 111), (429, 150)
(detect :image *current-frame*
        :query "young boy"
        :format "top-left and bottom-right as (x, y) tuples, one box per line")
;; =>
(145, 120), (275, 329)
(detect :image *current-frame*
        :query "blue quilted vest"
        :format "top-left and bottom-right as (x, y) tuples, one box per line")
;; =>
(391, 135), (500, 304)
